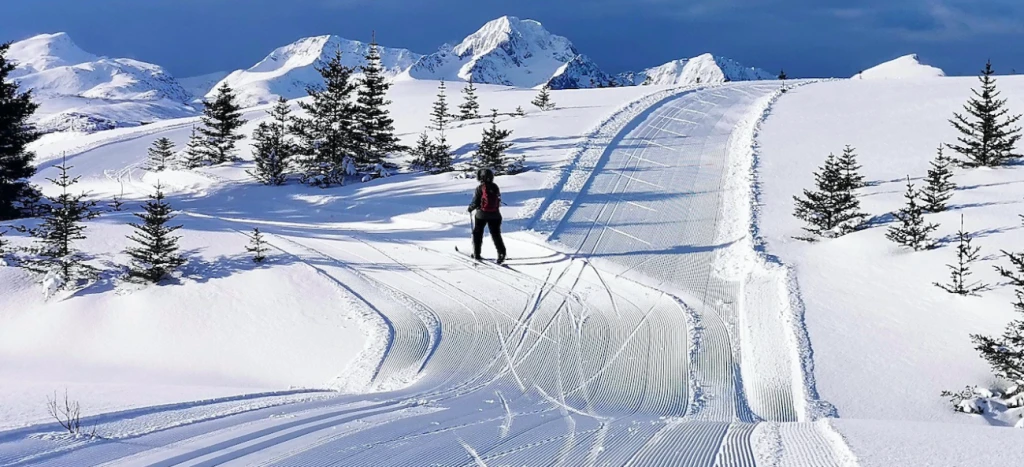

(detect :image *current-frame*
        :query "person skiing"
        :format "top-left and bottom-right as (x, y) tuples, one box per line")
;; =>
(467, 168), (507, 264)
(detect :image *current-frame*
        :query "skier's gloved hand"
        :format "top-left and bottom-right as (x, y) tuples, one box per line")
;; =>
(467, 206), (474, 213)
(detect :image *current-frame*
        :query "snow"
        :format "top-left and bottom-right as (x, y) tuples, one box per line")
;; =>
(3, 65), (1024, 464)
(854, 54), (946, 80)
(628, 53), (776, 86)
(405, 16), (611, 89)
(209, 35), (422, 107)
(6, 33), (198, 133)
(757, 77), (1024, 460)
(178, 71), (230, 102)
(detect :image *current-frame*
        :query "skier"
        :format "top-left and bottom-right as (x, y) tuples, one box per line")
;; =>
(467, 168), (507, 264)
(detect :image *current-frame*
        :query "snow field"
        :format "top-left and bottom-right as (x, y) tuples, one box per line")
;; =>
(758, 77), (1024, 460)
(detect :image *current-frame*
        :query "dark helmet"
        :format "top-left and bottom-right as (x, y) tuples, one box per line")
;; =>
(476, 168), (495, 183)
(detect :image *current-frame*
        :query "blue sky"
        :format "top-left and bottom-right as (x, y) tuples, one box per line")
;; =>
(4, 0), (1023, 78)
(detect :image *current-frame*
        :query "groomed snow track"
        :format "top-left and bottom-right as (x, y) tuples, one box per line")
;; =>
(0, 83), (853, 466)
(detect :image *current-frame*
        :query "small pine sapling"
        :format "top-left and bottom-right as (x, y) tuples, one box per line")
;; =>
(934, 215), (990, 295)
(246, 228), (268, 264)
(145, 137), (175, 172)
(514, 106), (526, 117)
(125, 184), (185, 283)
(792, 153), (866, 236)
(532, 85), (555, 111)
(921, 146), (957, 212)
(886, 176), (939, 251)
(947, 61), (1022, 167)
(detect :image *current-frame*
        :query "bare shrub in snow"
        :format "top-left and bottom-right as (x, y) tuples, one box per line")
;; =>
(46, 390), (86, 436)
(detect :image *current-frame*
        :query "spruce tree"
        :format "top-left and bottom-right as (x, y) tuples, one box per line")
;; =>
(24, 157), (100, 288)
(472, 110), (515, 175)
(793, 153), (866, 236)
(971, 251), (1024, 387)
(0, 42), (43, 221)
(922, 146), (957, 212)
(532, 85), (555, 110)
(247, 227), (268, 263)
(355, 35), (400, 165)
(514, 106), (526, 117)
(778, 69), (788, 80)
(292, 50), (359, 187)
(886, 176), (938, 250)
(247, 98), (294, 185)
(408, 132), (433, 170)
(431, 80), (450, 134)
(145, 137), (176, 172)
(947, 61), (1022, 167)
(0, 228), (8, 263)
(934, 215), (990, 295)
(459, 78), (481, 120)
(125, 184), (185, 283)
(837, 145), (866, 191)
(199, 82), (247, 164)
(181, 127), (207, 169)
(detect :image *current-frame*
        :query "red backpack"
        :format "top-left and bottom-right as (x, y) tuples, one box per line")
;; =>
(480, 183), (500, 212)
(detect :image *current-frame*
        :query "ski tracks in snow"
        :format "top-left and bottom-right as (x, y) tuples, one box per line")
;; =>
(0, 82), (856, 466)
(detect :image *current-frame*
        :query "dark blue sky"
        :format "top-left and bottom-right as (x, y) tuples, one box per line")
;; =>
(4, 0), (1023, 78)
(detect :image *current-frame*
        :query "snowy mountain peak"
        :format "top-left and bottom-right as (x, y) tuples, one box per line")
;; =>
(408, 16), (599, 89)
(208, 34), (422, 107)
(7, 32), (99, 76)
(854, 54), (945, 80)
(7, 32), (197, 133)
(626, 54), (774, 86)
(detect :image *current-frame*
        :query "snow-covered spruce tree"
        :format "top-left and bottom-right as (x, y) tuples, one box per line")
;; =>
(922, 146), (957, 212)
(532, 85), (555, 111)
(514, 106), (526, 117)
(472, 110), (515, 175)
(934, 215), (990, 295)
(431, 80), (450, 134)
(125, 184), (185, 283)
(778, 69), (788, 80)
(145, 137), (175, 172)
(886, 176), (939, 251)
(837, 145), (866, 191)
(291, 50), (359, 188)
(23, 157), (100, 289)
(199, 82), (247, 165)
(0, 42), (43, 221)
(247, 98), (295, 185)
(246, 227), (268, 264)
(408, 132), (432, 170)
(181, 126), (207, 169)
(354, 35), (400, 166)
(459, 78), (481, 120)
(970, 251), (1024, 390)
(792, 153), (866, 236)
(947, 61), (1022, 168)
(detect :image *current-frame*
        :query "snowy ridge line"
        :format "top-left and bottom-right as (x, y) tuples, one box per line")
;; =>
(521, 84), (705, 235)
(0, 389), (331, 441)
(743, 81), (841, 422)
(32, 116), (201, 167)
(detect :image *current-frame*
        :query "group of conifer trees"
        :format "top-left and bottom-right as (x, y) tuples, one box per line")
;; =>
(794, 62), (1021, 293)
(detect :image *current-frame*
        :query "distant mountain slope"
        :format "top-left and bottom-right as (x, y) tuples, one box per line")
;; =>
(208, 35), (422, 107)
(8, 33), (197, 132)
(405, 16), (614, 89)
(622, 54), (775, 86)
(7, 33), (197, 133)
(854, 54), (945, 80)
(179, 71), (230, 102)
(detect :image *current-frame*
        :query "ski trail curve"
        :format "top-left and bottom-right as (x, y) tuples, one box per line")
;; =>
(0, 83), (852, 467)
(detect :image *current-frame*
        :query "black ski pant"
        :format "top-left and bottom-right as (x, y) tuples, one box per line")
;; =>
(473, 217), (506, 258)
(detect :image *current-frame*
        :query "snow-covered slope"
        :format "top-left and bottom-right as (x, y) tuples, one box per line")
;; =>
(209, 35), (421, 107)
(625, 53), (775, 86)
(853, 54), (946, 80)
(179, 70), (230, 102)
(7, 33), (197, 133)
(758, 77), (1024, 462)
(405, 16), (613, 89)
